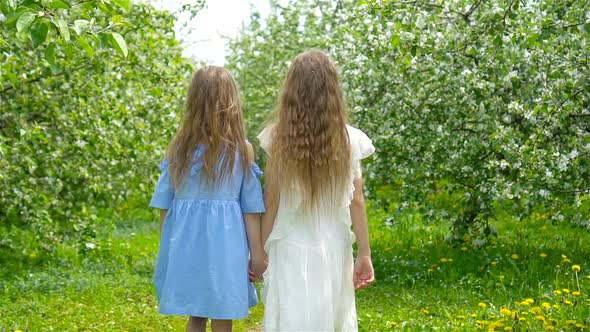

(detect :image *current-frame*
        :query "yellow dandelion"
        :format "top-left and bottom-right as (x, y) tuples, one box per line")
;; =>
(478, 302), (487, 308)
(440, 257), (448, 263)
(540, 253), (547, 258)
(548, 318), (558, 326)
(504, 327), (513, 331)
(563, 258), (572, 263)
(573, 291), (581, 296)
(564, 300), (573, 305)
(387, 321), (398, 326)
(545, 326), (555, 331)
(520, 311), (529, 315)
(552, 304), (560, 309)
(448, 258), (454, 262)
(534, 315), (546, 322)
(576, 323), (587, 328)
(541, 302), (551, 309)
(16, 330), (23, 332)
(554, 290), (562, 295)
(422, 309), (430, 315)
(525, 298), (535, 304)
(500, 308), (512, 316)
(531, 306), (542, 315)
(456, 315), (466, 319)
(475, 320), (490, 325)
(518, 317), (527, 321)
(586, 275), (590, 280)
(566, 320), (576, 325)
(572, 265), (581, 272)
(562, 288), (570, 294)
(471, 313), (478, 318)
(511, 254), (519, 259)
(562, 254), (568, 259)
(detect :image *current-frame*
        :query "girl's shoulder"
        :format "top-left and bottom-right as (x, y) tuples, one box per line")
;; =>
(346, 125), (375, 161)
(257, 124), (276, 155)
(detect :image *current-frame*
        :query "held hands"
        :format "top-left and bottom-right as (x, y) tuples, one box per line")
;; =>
(249, 252), (268, 282)
(353, 255), (375, 290)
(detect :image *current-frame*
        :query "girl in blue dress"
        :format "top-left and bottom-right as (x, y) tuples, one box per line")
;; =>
(149, 66), (266, 332)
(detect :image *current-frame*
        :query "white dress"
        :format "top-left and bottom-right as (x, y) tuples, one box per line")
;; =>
(257, 125), (375, 332)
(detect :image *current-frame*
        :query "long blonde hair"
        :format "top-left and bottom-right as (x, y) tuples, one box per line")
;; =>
(267, 50), (351, 211)
(166, 66), (249, 188)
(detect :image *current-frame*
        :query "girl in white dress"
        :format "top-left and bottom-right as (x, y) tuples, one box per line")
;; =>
(257, 50), (375, 332)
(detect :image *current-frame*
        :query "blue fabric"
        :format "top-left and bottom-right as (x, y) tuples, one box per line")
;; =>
(149, 147), (265, 319)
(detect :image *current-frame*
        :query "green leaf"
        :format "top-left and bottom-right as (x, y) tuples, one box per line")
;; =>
(63, 42), (76, 59)
(5, 71), (18, 88)
(527, 33), (538, 46)
(390, 34), (400, 48)
(109, 32), (127, 57)
(111, 0), (130, 11)
(45, 42), (56, 64)
(0, 37), (7, 46)
(16, 11), (36, 33)
(4, 7), (28, 26)
(30, 21), (49, 48)
(111, 15), (123, 23)
(77, 36), (94, 58)
(73, 19), (89, 35)
(1, 0), (17, 15)
(52, 17), (70, 41)
(48, 0), (71, 9)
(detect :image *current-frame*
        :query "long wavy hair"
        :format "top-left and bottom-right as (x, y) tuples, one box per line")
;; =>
(267, 50), (351, 211)
(165, 66), (249, 188)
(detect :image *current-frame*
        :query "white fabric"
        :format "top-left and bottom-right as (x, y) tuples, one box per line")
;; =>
(257, 125), (375, 332)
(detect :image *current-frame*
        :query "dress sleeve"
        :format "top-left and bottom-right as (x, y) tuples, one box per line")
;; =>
(240, 163), (266, 214)
(257, 125), (274, 155)
(149, 160), (175, 209)
(351, 128), (376, 179)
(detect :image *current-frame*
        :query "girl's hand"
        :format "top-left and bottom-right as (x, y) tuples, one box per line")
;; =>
(353, 255), (375, 289)
(249, 253), (268, 281)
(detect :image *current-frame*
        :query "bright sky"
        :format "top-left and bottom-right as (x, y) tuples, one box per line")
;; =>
(152, 0), (272, 65)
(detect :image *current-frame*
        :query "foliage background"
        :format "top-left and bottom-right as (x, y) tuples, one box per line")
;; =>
(1, 0), (590, 331)
(227, 0), (590, 242)
(1, 0), (192, 253)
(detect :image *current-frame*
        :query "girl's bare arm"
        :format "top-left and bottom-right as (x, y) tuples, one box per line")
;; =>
(159, 209), (167, 234)
(261, 163), (279, 249)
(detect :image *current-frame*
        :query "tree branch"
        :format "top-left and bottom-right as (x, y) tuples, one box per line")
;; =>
(1, 64), (92, 94)
(559, 21), (590, 29)
(569, 113), (590, 118)
(550, 187), (590, 194)
(397, 1), (469, 22)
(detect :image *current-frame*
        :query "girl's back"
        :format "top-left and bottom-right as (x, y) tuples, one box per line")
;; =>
(258, 125), (372, 250)
(258, 51), (375, 332)
(158, 145), (262, 201)
(149, 66), (265, 327)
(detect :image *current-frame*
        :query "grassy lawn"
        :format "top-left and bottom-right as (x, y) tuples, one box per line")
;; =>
(1, 207), (589, 331)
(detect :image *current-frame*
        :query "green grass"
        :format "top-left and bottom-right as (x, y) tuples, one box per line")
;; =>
(1, 207), (589, 331)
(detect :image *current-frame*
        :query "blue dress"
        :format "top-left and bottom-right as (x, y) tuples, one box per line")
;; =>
(149, 145), (265, 319)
